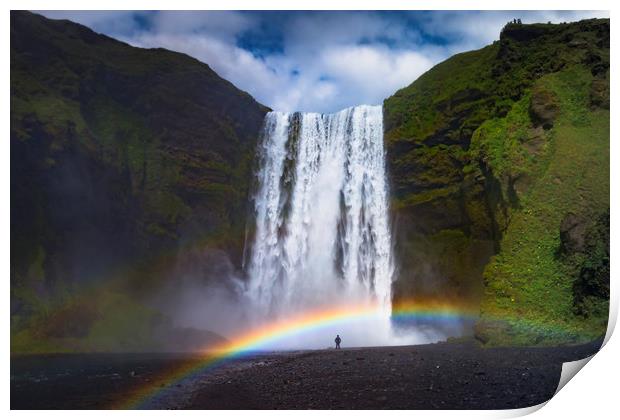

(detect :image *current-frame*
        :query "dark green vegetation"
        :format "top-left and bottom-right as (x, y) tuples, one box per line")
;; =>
(11, 11), (268, 352)
(384, 19), (609, 344)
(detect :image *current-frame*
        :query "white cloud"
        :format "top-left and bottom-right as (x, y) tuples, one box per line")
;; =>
(315, 45), (437, 110)
(151, 11), (254, 41)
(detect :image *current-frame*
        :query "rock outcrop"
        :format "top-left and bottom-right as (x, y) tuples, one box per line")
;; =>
(529, 85), (559, 129)
(560, 213), (587, 254)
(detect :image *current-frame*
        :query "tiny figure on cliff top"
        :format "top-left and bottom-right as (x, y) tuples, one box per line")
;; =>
(335, 334), (341, 349)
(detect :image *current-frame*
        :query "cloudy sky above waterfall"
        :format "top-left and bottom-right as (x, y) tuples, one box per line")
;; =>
(39, 10), (608, 113)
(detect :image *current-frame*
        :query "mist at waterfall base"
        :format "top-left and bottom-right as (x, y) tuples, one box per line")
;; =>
(159, 105), (453, 350)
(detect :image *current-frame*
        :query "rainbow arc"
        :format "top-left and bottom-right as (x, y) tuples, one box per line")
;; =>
(116, 301), (477, 409)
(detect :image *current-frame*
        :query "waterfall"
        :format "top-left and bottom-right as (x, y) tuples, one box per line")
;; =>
(246, 105), (394, 321)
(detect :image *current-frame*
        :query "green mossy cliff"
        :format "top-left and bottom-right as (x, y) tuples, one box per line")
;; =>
(384, 19), (609, 344)
(11, 11), (268, 352)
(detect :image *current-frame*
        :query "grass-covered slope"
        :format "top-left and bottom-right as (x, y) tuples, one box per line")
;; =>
(11, 11), (268, 352)
(384, 19), (609, 344)
(475, 67), (609, 344)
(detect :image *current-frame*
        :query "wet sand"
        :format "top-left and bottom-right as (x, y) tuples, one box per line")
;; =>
(11, 338), (602, 410)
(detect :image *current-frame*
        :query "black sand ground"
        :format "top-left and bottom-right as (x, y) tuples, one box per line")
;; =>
(11, 339), (602, 410)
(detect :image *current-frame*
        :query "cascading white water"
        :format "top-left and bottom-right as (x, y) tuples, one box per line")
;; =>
(247, 104), (393, 318)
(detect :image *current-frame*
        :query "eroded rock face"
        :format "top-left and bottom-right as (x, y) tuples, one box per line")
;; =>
(590, 77), (610, 109)
(560, 213), (587, 254)
(572, 211), (610, 317)
(556, 210), (609, 318)
(500, 23), (556, 43)
(529, 86), (559, 129)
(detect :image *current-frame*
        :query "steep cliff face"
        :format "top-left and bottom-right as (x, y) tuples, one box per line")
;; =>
(11, 11), (269, 351)
(384, 19), (609, 343)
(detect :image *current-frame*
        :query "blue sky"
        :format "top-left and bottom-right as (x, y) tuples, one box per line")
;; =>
(39, 10), (608, 113)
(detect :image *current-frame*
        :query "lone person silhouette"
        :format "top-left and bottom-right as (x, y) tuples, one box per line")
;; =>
(335, 334), (342, 349)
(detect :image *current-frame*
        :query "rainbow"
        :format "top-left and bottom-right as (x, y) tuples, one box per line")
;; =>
(391, 300), (479, 323)
(113, 300), (478, 409)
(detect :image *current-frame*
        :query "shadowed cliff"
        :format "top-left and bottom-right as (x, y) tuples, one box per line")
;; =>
(11, 11), (269, 352)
